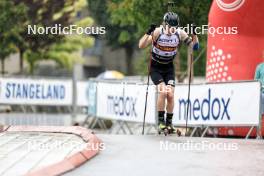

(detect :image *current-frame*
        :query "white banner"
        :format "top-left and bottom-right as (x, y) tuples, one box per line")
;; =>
(76, 81), (89, 106)
(96, 82), (156, 123)
(0, 78), (72, 105)
(173, 81), (261, 126)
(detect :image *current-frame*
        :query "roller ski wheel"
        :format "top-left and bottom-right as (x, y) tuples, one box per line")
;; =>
(176, 129), (181, 136)
(166, 125), (174, 134)
(163, 128), (169, 136)
(158, 128), (169, 136)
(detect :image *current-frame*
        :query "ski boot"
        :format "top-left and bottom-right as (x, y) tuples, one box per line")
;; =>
(166, 113), (180, 136)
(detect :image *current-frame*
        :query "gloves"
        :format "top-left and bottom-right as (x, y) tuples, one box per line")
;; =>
(146, 24), (157, 35)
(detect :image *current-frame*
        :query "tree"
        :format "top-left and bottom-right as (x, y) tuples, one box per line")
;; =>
(165, 0), (210, 79)
(119, 0), (211, 80)
(89, 0), (211, 78)
(44, 19), (95, 71)
(0, 0), (26, 75)
(13, 0), (93, 74)
(88, 0), (138, 75)
(23, 17), (95, 73)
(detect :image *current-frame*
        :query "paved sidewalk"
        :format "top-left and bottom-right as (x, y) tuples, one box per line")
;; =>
(65, 135), (264, 176)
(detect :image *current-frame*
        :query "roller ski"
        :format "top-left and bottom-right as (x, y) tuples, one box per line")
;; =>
(166, 115), (182, 136)
(166, 124), (181, 136)
(158, 122), (169, 136)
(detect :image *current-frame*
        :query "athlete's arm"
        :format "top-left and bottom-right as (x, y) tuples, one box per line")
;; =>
(138, 24), (159, 49)
(138, 34), (153, 49)
(179, 29), (199, 50)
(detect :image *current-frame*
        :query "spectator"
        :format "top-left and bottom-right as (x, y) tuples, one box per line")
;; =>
(254, 62), (264, 114)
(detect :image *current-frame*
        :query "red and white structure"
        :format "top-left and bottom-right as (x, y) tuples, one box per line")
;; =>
(206, 0), (264, 136)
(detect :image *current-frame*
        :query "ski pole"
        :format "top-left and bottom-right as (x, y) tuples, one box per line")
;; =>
(185, 35), (196, 136)
(142, 35), (153, 135)
(181, 48), (205, 78)
(185, 48), (193, 136)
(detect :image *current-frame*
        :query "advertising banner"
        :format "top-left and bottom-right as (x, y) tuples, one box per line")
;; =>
(173, 81), (261, 126)
(0, 78), (72, 106)
(96, 82), (156, 123)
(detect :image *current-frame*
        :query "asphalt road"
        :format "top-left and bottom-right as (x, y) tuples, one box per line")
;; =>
(65, 135), (264, 176)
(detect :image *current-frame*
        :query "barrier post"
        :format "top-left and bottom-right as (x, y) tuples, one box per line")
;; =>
(72, 66), (77, 124)
(257, 82), (262, 139)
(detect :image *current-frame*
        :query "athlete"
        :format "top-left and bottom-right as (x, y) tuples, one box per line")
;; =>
(138, 12), (199, 133)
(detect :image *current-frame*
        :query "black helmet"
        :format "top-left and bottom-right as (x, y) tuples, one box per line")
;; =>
(163, 12), (180, 27)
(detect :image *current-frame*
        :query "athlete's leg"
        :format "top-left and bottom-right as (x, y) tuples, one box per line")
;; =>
(157, 82), (167, 130)
(166, 85), (175, 132)
(157, 82), (167, 112)
(166, 85), (174, 113)
(164, 63), (176, 132)
(164, 66), (176, 115)
(163, 62), (175, 112)
(150, 67), (166, 130)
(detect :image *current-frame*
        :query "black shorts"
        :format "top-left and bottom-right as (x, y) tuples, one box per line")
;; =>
(150, 59), (175, 86)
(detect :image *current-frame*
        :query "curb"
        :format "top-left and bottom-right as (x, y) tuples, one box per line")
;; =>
(3, 126), (101, 176)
